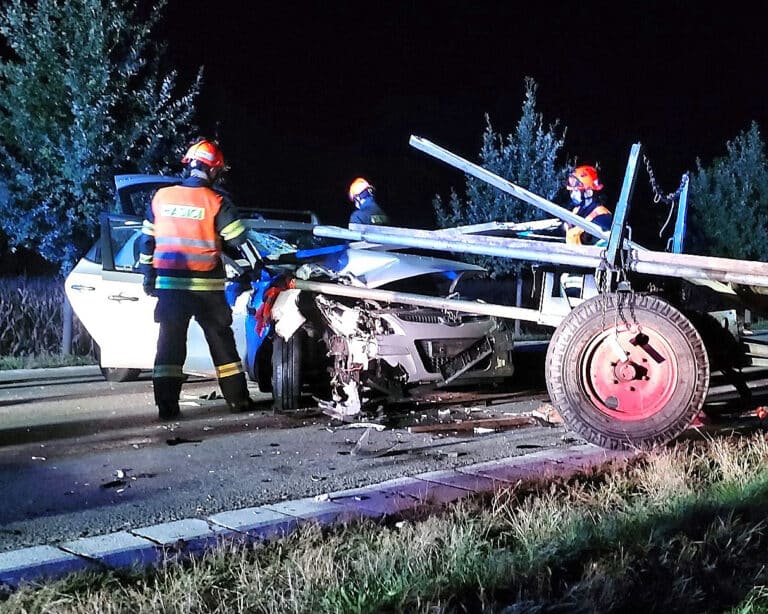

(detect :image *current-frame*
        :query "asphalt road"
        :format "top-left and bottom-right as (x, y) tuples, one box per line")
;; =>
(0, 361), (571, 553)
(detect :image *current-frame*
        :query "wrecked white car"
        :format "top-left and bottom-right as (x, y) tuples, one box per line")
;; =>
(256, 245), (516, 419)
(65, 174), (515, 418)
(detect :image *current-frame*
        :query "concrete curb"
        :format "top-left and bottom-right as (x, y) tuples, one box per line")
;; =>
(0, 443), (638, 591)
(0, 365), (101, 384)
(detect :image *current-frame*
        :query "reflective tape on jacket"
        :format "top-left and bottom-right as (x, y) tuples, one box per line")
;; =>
(151, 186), (224, 271)
(155, 276), (226, 291)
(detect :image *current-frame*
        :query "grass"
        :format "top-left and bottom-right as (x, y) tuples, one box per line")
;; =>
(3, 432), (768, 612)
(0, 353), (96, 370)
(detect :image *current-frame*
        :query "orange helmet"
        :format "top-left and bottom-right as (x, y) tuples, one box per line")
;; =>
(348, 177), (373, 202)
(181, 139), (225, 169)
(567, 165), (603, 191)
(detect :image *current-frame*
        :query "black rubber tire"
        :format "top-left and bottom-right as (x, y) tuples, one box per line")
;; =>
(545, 293), (709, 450)
(271, 331), (303, 411)
(254, 338), (274, 393)
(93, 343), (142, 382)
(100, 366), (142, 382)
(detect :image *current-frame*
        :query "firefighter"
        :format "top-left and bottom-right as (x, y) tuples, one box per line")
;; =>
(561, 165), (612, 298)
(563, 165), (612, 245)
(347, 177), (390, 225)
(139, 138), (261, 420)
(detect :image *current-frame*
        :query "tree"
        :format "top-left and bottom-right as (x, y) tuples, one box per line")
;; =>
(0, 0), (202, 275)
(687, 122), (768, 261)
(432, 77), (567, 277)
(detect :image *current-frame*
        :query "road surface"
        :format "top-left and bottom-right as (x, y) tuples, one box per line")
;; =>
(0, 361), (569, 553)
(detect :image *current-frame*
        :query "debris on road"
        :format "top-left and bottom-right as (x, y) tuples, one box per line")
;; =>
(408, 415), (538, 434)
(531, 404), (564, 426)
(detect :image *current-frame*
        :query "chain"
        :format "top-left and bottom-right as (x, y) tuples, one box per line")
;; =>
(643, 155), (688, 204)
(644, 154), (690, 239)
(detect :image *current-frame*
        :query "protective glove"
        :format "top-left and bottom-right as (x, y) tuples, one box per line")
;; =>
(143, 274), (157, 297)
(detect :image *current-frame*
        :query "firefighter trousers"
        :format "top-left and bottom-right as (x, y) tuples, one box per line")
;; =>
(152, 289), (250, 416)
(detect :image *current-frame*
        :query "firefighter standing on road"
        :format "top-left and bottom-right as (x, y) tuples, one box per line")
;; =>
(563, 165), (612, 245)
(347, 177), (390, 226)
(139, 139), (260, 421)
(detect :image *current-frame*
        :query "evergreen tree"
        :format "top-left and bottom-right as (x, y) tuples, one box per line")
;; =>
(687, 122), (768, 261)
(433, 77), (567, 276)
(0, 0), (202, 274)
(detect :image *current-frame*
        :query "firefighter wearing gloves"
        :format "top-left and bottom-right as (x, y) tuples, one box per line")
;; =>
(348, 177), (390, 226)
(563, 165), (612, 246)
(139, 139), (259, 421)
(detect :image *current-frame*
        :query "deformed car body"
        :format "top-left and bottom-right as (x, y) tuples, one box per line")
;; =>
(65, 175), (515, 417)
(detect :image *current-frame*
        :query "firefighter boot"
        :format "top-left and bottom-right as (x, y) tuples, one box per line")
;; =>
(154, 377), (183, 421)
(219, 372), (255, 413)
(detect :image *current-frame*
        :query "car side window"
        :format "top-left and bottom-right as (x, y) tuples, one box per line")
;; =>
(109, 220), (143, 272)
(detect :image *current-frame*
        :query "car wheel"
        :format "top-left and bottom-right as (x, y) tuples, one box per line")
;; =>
(256, 337), (274, 393)
(100, 367), (142, 382)
(271, 331), (303, 411)
(93, 343), (142, 382)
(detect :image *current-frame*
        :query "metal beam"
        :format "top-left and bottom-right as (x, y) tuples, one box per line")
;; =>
(671, 175), (689, 254)
(605, 143), (641, 267)
(408, 135), (610, 243)
(291, 279), (561, 325)
(313, 223), (768, 288)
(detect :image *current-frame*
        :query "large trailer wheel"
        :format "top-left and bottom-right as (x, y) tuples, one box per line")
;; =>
(546, 293), (709, 450)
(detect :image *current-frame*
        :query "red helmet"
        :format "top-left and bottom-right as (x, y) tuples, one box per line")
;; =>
(567, 165), (603, 191)
(348, 177), (373, 202)
(181, 139), (225, 169)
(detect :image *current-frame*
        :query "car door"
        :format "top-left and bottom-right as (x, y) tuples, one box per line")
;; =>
(67, 212), (250, 377)
(66, 213), (161, 371)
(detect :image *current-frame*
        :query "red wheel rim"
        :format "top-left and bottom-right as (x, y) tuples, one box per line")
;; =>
(580, 326), (679, 421)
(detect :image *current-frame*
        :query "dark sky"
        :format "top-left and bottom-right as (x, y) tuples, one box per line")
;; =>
(160, 2), (768, 233)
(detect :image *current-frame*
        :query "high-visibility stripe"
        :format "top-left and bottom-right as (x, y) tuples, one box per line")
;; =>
(153, 251), (218, 265)
(153, 364), (184, 378)
(156, 237), (219, 249)
(139, 253), (153, 265)
(156, 276), (226, 291)
(220, 219), (246, 242)
(215, 361), (244, 379)
(142, 220), (155, 236)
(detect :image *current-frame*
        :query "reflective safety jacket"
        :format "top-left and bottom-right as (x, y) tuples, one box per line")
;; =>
(564, 200), (612, 246)
(139, 177), (247, 291)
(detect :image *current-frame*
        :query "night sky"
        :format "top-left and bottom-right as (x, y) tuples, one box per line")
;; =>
(161, 2), (768, 236)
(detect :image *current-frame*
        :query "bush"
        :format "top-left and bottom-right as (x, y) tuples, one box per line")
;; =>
(0, 276), (92, 358)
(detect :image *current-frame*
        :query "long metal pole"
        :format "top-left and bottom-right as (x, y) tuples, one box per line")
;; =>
(314, 223), (768, 288)
(316, 225), (605, 269)
(408, 135), (611, 243)
(292, 279), (560, 326)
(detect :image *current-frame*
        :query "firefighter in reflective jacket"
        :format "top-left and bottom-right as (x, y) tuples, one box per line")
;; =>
(348, 177), (390, 225)
(563, 165), (612, 245)
(561, 165), (612, 298)
(139, 139), (260, 420)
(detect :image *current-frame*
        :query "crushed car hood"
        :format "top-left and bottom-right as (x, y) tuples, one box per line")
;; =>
(313, 247), (486, 289)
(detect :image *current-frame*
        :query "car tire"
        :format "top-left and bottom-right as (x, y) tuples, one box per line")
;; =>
(93, 343), (142, 382)
(256, 337), (274, 393)
(100, 367), (142, 382)
(271, 331), (303, 411)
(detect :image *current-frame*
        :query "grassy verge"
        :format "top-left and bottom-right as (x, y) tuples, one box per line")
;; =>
(3, 433), (768, 612)
(0, 353), (96, 370)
